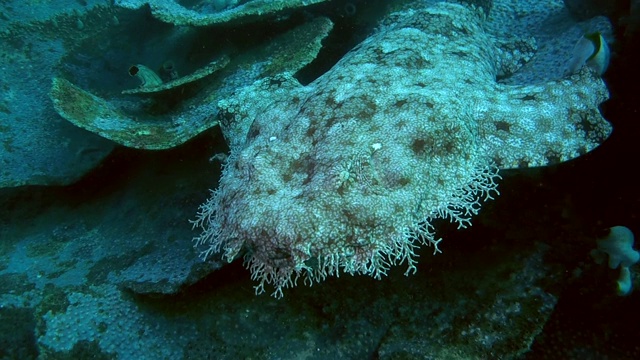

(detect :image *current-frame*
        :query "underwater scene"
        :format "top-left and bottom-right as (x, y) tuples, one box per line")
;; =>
(1, 0), (639, 358)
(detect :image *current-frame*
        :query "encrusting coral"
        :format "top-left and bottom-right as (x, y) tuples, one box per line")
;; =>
(192, 2), (612, 297)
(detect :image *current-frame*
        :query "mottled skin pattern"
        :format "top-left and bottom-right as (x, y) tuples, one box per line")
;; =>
(194, 2), (611, 297)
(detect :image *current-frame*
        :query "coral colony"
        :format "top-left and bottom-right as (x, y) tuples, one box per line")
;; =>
(192, 3), (611, 297)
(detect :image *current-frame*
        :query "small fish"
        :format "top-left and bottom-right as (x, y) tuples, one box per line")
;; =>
(566, 32), (610, 76)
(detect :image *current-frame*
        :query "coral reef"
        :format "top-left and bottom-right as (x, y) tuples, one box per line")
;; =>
(114, 0), (328, 26)
(0, 3), (117, 188)
(49, 17), (334, 150)
(3, 0), (637, 357)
